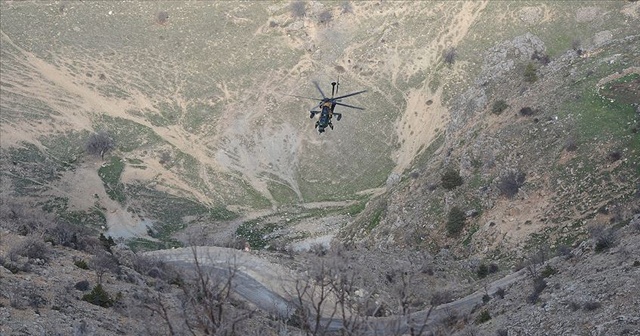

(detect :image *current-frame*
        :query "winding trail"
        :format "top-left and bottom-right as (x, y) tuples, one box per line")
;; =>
(146, 246), (528, 334)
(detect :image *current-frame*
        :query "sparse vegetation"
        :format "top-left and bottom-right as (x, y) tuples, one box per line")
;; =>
(98, 156), (126, 204)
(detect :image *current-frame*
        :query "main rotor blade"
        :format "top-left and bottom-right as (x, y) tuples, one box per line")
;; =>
(335, 102), (365, 110)
(313, 81), (327, 99)
(333, 90), (367, 100)
(287, 94), (322, 101)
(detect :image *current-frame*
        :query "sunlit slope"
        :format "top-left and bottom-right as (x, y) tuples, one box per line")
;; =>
(1, 1), (484, 209)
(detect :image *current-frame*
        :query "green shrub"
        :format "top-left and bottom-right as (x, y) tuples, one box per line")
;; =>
(441, 168), (463, 190)
(477, 263), (489, 278)
(477, 262), (499, 278)
(475, 310), (491, 324)
(99, 233), (116, 252)
(74, 260), (89, 269)
(494, 287), (505, 299)
(82, 284), (113, 308)
(541, 265), (557, 278)
(524, 62), (538, 83)
(446, 206), (466, 236)
(491, 100), (508, 115)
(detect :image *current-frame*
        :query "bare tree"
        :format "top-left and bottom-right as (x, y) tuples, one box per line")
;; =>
(142, 291), (179, 336)
(90, 250), (119, 284)
(290, 1), (306, 18)
(85, 130), (115, 160)
(180, 246), (254, 335)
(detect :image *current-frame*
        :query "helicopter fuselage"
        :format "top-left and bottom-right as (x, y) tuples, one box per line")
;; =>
(315, 100), (336, 133)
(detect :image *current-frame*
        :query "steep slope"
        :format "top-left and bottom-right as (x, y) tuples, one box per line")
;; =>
(343, 1), (639, 259)
(1, 1), (493, 244)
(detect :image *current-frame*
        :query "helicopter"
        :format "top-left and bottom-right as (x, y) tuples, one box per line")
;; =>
(292, 80), (366, 133)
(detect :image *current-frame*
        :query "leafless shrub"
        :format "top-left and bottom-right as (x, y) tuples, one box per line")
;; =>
(290, 1), (306, 18)
(132, 255), (181, 285)
(492, 100), (509, 115)
(494, 287), (505, 299)
(0, 202), (54, 235)
(9, 287), (47, 310)
(631, 215), (640, 232)
(590, 225), (617, 252)
(556, 244), (573, 259)
(583, 300), (601, 311)
(309, 242), (328, 256)
(564, 136), (578, 152)
(85, 131), (115, 160)
(178, 247), (254, 335)
(75, 280), (91, 291)
(497, 170), (526, 198)
(607, 150), (622, 163)
(527, 276), (547, 304)
(159, 151), (172, 165)
(519, 107), (535, 116)
(430, 290), (454, 305)
(443, 47), (457, 65)
(568, 300), (581, 311)
(90, 251), (120, 284)
(156, 11), (169, 25)
(531, 50), (550, 65)
(341, 1), (353, 14)
(318, 10), (333, 24)
(572, 38), (582, 55)
(46, 220), (95, 250)
(8, 236), (52, 263)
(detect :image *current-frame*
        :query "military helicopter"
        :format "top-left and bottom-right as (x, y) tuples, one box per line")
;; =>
(292, 80), (366, 133)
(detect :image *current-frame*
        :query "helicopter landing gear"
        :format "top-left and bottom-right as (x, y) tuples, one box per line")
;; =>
(329, 122), (334, 130)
